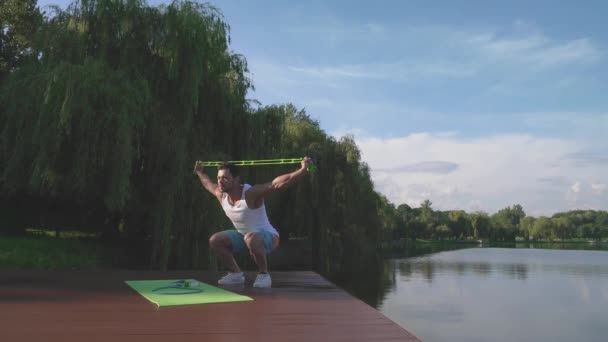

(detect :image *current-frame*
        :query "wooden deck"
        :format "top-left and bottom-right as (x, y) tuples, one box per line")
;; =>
(0, 270), (421, 341)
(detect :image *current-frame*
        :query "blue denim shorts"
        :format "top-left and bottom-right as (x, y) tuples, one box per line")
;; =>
(222, 230), (279, 254)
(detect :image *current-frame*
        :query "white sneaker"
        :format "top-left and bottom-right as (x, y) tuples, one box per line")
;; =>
(218, 272), (245, 285)
(253, 273), (272, 288)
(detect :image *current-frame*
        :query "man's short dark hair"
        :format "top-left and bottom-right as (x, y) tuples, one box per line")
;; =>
(218, 162), (240, 177)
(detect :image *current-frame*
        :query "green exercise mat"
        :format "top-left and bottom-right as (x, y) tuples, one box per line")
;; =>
(125, 279), (253, 307)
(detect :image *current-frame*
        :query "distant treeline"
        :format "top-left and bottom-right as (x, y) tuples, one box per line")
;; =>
(378, 200), (608, 243)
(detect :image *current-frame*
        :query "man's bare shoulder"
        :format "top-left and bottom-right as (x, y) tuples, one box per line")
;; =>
(214, 189), (224, 202)
(245, 183), (272, 207)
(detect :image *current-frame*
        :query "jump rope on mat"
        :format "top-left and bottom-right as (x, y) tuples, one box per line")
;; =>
(152, 280), (203, 295)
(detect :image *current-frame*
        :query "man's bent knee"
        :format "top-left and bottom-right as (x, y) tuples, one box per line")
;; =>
(209, 233), (230, 250)
(244, 232), (263, 250)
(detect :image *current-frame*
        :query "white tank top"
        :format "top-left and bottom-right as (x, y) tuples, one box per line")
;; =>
(221, 184), (279, 236)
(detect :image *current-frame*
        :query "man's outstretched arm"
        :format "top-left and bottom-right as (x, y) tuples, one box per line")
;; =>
(246, 157), (312, 207)
(194, 161), (221, 201)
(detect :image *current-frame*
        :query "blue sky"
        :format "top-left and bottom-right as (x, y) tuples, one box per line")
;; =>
(38, 0), (608, 216)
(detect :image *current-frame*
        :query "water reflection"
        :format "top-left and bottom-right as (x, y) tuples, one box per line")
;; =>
(376, 245), (608, 342)
(326, 242), (476, 307)
(327, 243), (608, 309)
(326, 243), (608, 342)
(397, 259), (530, 282)
(325, 252), (397, 308)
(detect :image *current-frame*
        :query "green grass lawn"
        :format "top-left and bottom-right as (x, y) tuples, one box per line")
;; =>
(0, 234), (106, 270)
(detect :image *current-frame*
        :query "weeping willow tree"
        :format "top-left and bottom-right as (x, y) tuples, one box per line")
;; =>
(1, 0), (394, 274)
(246, 104), (386, 275)
(0, 0), (252, 269)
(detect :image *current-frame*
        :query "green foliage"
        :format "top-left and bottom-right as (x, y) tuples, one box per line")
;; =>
(388, 199), (607, 243)
(532, 216), (553, 240)
(470, 212), (491, 239)
(435, 224), (451, 240)
(1, 0), (253, 269)
(520, 216), (535, 240)
(490, 204), (525, 241)
(447, 210), (470, 239)
(394, 203), (414, 238)
(0, 0), (42, 80)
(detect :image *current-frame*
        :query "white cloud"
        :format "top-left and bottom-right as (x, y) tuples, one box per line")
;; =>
(289, 65), (376, 80)
(468, 32), (600, 68)
(288, 61), (478, 82)
(348, 131), (608, 216)
(276, 22), (601, 84)
(592, 183), (607, 195)
(375, 161), (459, 174)
(571, 181), (581, 193)
(286, 19), (389, 45)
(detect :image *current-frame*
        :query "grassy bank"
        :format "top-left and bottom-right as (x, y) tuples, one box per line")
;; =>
(0, 235), (106, 270)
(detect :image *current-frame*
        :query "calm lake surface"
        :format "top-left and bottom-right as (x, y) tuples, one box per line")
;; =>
(374, 246), (608, 342)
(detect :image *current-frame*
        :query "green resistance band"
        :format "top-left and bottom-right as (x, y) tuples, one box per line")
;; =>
(197, 158), (317, 173)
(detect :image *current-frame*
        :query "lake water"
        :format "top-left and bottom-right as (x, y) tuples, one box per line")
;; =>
(376, 246), (608, 342)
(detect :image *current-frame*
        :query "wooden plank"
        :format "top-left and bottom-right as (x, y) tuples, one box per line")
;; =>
(0, 270), (421, 341)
